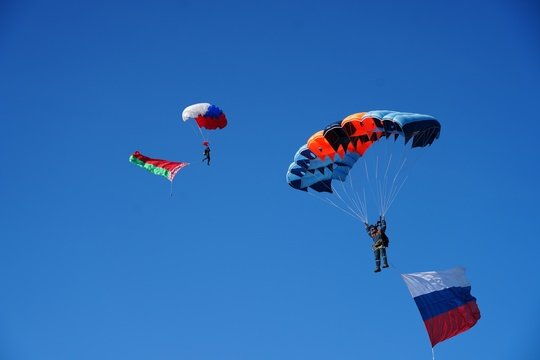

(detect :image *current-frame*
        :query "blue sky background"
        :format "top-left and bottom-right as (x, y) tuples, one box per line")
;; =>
(1, 0), (539, 359)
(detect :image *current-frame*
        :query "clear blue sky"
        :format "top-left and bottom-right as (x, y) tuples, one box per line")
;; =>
(1, 1), (539, 359)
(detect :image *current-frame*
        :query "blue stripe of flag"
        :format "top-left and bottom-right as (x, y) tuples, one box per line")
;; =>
(414, 286), (476, 321)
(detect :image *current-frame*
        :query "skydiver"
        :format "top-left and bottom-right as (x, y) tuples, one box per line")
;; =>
(365, 216), (390, 272)
(202, 143), (211, 166)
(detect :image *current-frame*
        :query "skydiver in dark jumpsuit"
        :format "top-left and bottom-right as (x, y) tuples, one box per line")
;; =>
(202, 145), (211, 166)
(365, 217), (389, 272)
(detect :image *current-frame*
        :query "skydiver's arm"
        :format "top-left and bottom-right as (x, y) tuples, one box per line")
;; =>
(380, 219), (386, 232)
(364, 223), (371, 234)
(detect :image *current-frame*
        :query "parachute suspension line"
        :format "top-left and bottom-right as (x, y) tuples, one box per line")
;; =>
(384, 174), (409, 215)
(331, 184), (365, 221)
(358, 136), (412, 219)
(333, 181), (359, 220)
(327, 195), (363, 221)
(360, 188), (368, 222)
(377, 137), (389, 217)
(188, 121), (210, 144)
(359, 180), (369, 222)
(342, 173), (368, 223)
(303, 179), (363, 221)
(382, 132), (436, 214)
(306, 191), (361, 221)
(375, 155), (385, 217)
(198, 126), (206, 141)
(361, 154), (382, 223)
(334, 173), (365, 220)
(348, 173), (369, 223)
(432, 347), (436, 360)
(372, 155), (380, 214)
(362, 157), (374, 221)
(363, 157), (371, 183)
(188, 121), (200, 138)
(170, 180), (174, 197)
(199, 128), (210, 143)
(379, 134), (419, 216)
(382, 155), (408, 215)
(381, 151), (394, 217)
(381, 135), (401, 216)
(198, 125), (210, 144)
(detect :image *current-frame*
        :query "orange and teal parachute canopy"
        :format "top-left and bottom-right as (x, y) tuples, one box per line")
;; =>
(286, 110), (440, 193)
(286, 110), (441, 221)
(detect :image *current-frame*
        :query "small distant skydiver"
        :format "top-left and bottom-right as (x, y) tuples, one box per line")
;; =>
(202, 141), (211, 166)
(365, 216), (390, 273)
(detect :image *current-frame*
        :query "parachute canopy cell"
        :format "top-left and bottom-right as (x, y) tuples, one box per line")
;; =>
(129, 151), (189, 182)
(182, 103), (227, 130)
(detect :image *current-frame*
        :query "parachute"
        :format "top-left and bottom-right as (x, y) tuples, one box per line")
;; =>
(129, 151), (189, 182)
(182, 103), (227, 145)
(286, 110), (440, 222)
(402, 267), (481, 347)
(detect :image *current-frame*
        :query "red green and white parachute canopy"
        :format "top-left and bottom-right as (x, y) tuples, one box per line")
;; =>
(129, 151), (189, 182)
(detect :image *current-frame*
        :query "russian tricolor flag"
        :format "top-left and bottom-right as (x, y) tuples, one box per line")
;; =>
(402, 267), (481, 347)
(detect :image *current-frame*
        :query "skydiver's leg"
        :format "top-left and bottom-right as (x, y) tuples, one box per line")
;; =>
(381, 248), (388, 268)
(374, 249), (381, 272)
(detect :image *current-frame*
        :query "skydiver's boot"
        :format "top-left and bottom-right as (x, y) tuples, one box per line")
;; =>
(382, 257), (389, 268)
(374, 260), (381, 273)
